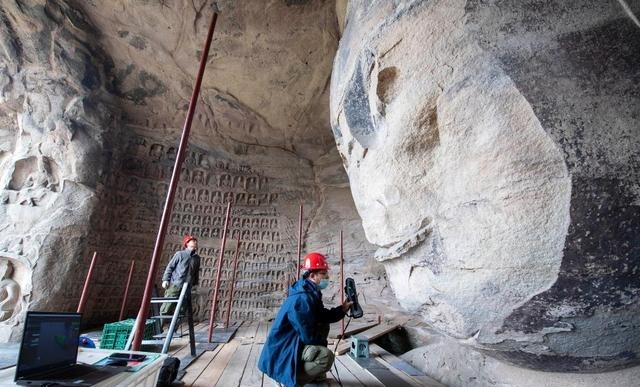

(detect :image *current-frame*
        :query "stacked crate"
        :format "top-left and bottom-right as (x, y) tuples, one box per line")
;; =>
(99, 319), (155, 350)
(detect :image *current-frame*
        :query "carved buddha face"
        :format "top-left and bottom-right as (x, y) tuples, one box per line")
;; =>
(330, 2), (571, 341)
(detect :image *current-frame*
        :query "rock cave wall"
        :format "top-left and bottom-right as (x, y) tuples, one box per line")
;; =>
(0, 0), (124, 340)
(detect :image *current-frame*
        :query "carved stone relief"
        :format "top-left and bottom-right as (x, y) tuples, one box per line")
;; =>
(0, 255), (31, 341)
(87, 132), (302, 323)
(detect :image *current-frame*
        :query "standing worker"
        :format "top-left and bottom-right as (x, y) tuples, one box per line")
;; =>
(258, 252), (353, 387)
(161, 235), (201, 316)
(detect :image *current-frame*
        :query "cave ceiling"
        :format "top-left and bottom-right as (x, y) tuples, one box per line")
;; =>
(83, 0), (340, 161)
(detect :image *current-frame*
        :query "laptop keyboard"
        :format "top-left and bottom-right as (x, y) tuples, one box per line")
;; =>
(38, 364), (107, 379)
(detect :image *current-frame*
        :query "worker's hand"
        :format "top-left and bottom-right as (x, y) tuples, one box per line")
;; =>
(191, 285), (199, 294)
(341, 300), (354, 313)
(162, 281), (169, 289)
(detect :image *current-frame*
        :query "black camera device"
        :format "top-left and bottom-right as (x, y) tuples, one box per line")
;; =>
(344, 277), (364, 318)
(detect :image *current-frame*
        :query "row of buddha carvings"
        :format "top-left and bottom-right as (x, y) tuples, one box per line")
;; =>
(95, 135), (306, 323)
(124, 135), (269, 191)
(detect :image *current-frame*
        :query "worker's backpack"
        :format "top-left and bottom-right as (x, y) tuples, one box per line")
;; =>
(156, 356), (180, 387)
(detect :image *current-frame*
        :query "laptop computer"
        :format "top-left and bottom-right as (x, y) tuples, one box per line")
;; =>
(14, 311), (121, 386)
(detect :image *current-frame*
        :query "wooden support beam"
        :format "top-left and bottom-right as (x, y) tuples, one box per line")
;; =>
(352, 356), (420, 387)
(336, 322), (403, 355)
(369, 344), (448, 387)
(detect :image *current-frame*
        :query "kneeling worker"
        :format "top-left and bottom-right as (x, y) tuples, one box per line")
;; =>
(258, 252), (353, 387)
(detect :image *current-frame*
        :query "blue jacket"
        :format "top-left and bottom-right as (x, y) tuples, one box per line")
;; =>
(258, 278), (345, 387)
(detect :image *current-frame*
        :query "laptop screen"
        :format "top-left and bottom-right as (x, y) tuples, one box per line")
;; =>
(15, 312), (82, 379)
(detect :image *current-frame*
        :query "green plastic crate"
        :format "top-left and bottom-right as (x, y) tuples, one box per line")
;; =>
(99, 318), (155, 350)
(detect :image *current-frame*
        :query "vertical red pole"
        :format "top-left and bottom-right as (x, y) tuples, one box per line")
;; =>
(340, 231), (345, 337)
(131, 8), (219, 351)
(296, 204), (303, 279)
(77, 252), (98, 314)
(119, 260), (136, 321)
(209, 202), (232, 342)
(224, 234), (241, 329)
(283, 273), (289, 298)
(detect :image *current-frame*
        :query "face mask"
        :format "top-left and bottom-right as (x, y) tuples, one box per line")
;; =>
(318, 279), (329, 290)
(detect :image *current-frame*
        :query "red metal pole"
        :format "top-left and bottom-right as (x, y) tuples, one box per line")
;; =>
(77, 251), (98, 314)
(131, 8), (219, 351)
(119, 260), (136, 321)
(224, 234), (241, 329)
(283, 273), (293, 298)
(208, 202), (232, 342)
(284, 273), (289, 298)
(296, 204), (303, 279)
(340, 231), (345, 337)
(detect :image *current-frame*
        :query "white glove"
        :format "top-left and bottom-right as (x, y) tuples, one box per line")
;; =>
(162, 281), (169, 289)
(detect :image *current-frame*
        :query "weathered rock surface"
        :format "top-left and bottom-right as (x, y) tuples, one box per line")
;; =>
(331, 0), (639, 374)
(401, 329), (640, 387)
(0, 0), (123, 340)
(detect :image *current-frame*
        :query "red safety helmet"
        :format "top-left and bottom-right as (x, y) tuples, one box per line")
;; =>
(302, 252), (329, 271)
(182, 235), (197, 247)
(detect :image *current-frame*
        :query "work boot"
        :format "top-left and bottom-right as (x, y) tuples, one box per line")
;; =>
(303, 382), (328, 387)
(310, 373), (327, 382)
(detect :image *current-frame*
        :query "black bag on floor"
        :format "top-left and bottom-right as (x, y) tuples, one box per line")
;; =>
(156, 356), (180, 387)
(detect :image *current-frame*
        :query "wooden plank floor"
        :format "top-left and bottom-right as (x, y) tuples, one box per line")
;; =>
(160, 320), (433, 387)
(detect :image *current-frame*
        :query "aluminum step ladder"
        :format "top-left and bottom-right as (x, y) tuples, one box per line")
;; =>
(125, 282), (196, 356)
